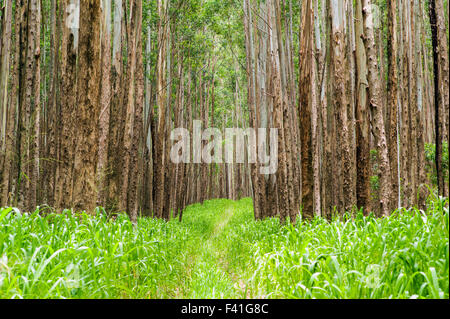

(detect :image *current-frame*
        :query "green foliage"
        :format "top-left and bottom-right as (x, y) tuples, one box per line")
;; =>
(0, 197), (448, 299)
(0, 207), (194, 298)
(370, 175), (379, 191)
(370, 149), (380, 199)
(141, 0), (248, 127)
(265, 209), (445, 297)
(425, 142), (449, 186)
(220, 198), (449, 299)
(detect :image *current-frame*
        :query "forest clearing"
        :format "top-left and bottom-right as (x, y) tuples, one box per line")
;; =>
(0, 0), (449, 302)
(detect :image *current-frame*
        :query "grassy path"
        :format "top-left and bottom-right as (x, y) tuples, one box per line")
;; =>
(166, 197), (449, 299)
(178, 202), (246, 298)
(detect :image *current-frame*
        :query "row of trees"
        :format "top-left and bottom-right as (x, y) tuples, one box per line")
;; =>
(0, 0), (448, 221)
(242, 0), (449, 221)
(0, 0), (254, 221)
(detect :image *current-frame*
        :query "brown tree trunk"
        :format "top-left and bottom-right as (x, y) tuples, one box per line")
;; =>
(330, 0), (355, 213)
(72, 0), (102, 212)
(120, 0), (140, 214)
(387, 0), (400, 209)
(299, 0), (315, 219)
(17, 0), (41, 211)
(0, 0), (13, 206)
(362, 0), (392, 216)
(107, 0), (124, 210)
(44, 0), (61, 207)
(97, 0), (112, 207)
(128, 0), (144, 221)
(56, 0), (77, 211)
(354, 0), (371, 214)
(429, 0), (449, 198)
(154, 0), (168, 218)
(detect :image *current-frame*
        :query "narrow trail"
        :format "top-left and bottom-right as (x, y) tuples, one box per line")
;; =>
(179, 203), (250, 298)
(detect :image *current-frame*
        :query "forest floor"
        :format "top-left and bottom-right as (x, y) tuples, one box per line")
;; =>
(177, 205), (250, 298)
(167, 197), (450, 298)
(0, 197), (448, 298)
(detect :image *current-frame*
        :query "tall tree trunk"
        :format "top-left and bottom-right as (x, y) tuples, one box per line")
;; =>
(354, 0), (371, 214)
(429, 0), (449, 198)
(107, 0), (123, 210)
(128, 0), (144, 221)
(120, 0), (139, 213)
(0, 0), (13, 206)
(387, 0), (400, 209)
(44, 0), (61, 207)
(154, 0), (168, 218)
(330, 0), (355, 213)
(56, 0), (77, 211)
(362, 0), (392, 216)
(97, 0), (112, 207)
(72, 0), (101, 212)
(0, 0), (12, 151)
(299, 0), (315, 219)
(17, 0), (41, 211)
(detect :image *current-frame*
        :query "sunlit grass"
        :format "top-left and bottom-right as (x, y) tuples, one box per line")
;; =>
(221, 197), (449, 299)
(0, 196), (448, 299)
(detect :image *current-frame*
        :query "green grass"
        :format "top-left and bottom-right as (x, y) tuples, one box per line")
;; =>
(0, 197), (448, 299)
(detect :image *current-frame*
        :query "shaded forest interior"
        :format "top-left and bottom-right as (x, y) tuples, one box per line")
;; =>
(0, 0), (449, 222)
